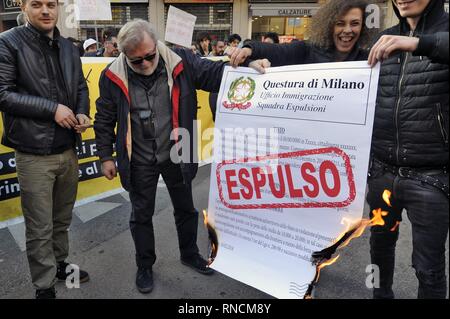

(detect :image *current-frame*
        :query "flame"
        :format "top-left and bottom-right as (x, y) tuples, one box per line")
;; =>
(383, 190), (392, 207)
(390, 221), (401, 232)
(318, 255), (340, 270)
(202, 209), (208, 226)
(315, 255), (340, 283)
(338, 190), (392, 249)
(203, 210), (219, 266)
(305, 189), (394, 299)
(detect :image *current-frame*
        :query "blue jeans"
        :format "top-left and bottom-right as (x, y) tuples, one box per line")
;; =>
(367, 161), (449, 299)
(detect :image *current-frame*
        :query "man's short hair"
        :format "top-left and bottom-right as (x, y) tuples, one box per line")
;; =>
(102, 27), (119, 42)
(228, 33), (242, 43)
(196, 32), (211, 43)
(104, 36), (117, 42)
(20, 0), (59, 4)
(265, 32), (280, 44)
(117, 19), (158, 54)
(242, 39), (252, 46)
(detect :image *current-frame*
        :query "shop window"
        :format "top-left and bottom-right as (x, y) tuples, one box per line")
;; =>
(252, 15), (312, 42)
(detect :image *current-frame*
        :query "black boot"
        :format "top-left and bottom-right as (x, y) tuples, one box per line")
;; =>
(181, 254), (214, 275)
(36, 286), (56, 299)
(136, 268), (153, 294)
(56, 261), (90, 283)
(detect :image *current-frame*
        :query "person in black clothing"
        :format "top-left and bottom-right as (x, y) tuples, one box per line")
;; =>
(229, 0), (370, 71)
(228, 33), (242, 47)
(367, 0), (448, 299)
(0, 0), (91, 299)
(84, 27), (120, 57)
(263, 32), (279, 44)
(195, 32), (211, 57)
(94, 19), (227, 294)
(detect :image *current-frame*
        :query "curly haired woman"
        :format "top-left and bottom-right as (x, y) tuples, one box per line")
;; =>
(230, 0), (371, 71)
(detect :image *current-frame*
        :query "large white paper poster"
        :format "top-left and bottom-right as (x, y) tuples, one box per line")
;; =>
(165, 5), (197, 48)
(207, 61), (380, 299)
(74, 0), (112, 21)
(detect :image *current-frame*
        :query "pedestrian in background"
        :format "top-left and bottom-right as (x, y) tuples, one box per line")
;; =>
(209, 39), (225, 56)
(83, 38), (98, 56)
(102, 35), (120, 57)
(228, 33), (242, 47)
(196, 32), (211, 57)
(84, 27), (119, 57)
(263, 32), (279, 44)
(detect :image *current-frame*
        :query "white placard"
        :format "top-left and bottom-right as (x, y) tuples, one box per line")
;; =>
(74, 0), (112, 21)
(164, 5), (197, 48)
(208, 61), (380, 299)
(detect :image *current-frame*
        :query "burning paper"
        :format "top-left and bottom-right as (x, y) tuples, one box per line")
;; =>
(207, 62), (380, 299)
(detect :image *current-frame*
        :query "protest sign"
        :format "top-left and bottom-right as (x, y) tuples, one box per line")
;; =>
(74, 0), (112, 21)
(207, 61), (380, 298)
(165, 5), (197, 48)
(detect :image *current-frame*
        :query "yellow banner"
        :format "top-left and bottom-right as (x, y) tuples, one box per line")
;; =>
(0, 58), (121, 225)
(0, 57), (217, 226)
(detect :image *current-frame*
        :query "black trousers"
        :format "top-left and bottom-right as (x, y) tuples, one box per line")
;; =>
(367, 160), (449, 299)
(129, 160), (199, 268)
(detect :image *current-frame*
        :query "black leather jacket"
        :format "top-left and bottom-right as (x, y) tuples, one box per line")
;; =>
(0, 24), (89, 155)
(371, 0), (449, 168)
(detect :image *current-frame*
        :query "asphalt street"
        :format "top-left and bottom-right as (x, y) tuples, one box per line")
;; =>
(0, 164), (448, 299)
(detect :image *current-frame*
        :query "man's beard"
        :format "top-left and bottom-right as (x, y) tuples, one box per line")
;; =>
(127, 51), (160, 76)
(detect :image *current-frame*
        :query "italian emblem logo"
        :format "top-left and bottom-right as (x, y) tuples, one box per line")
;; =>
(223, 76), (256, 110)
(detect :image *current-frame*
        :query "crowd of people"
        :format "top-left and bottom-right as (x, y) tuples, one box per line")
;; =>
(16, 2), (284, 59)
(190, 31), (285, 57)
(0, 0), (448, 300)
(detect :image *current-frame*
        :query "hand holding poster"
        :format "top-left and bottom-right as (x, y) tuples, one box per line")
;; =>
(207, 61), (380, 299)
(165, 5), (197, 48)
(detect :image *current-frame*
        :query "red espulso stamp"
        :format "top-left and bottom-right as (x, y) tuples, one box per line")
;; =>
(216, 147), (356, 210)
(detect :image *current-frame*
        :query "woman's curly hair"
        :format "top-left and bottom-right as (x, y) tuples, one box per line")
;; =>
(309, 0), (372, 50)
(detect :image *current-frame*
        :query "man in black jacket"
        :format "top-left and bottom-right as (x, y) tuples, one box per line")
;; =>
(367, 0), (448, 299)
(0, 0), (90, 299)
(94, 19), (226, 294)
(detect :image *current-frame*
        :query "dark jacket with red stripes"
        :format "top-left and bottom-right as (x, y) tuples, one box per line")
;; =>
(94, 42), (226, 190)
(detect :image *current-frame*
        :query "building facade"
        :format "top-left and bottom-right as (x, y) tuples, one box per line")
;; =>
(77, 0), (149, 40)
(248, 0), (400, 43)
(148, 0), (248, 43)
(0, 0), (21, 32)
(1, 1), (449, 44)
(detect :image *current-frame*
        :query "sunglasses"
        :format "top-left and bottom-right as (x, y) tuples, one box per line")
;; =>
(128, 52), (157, 65)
